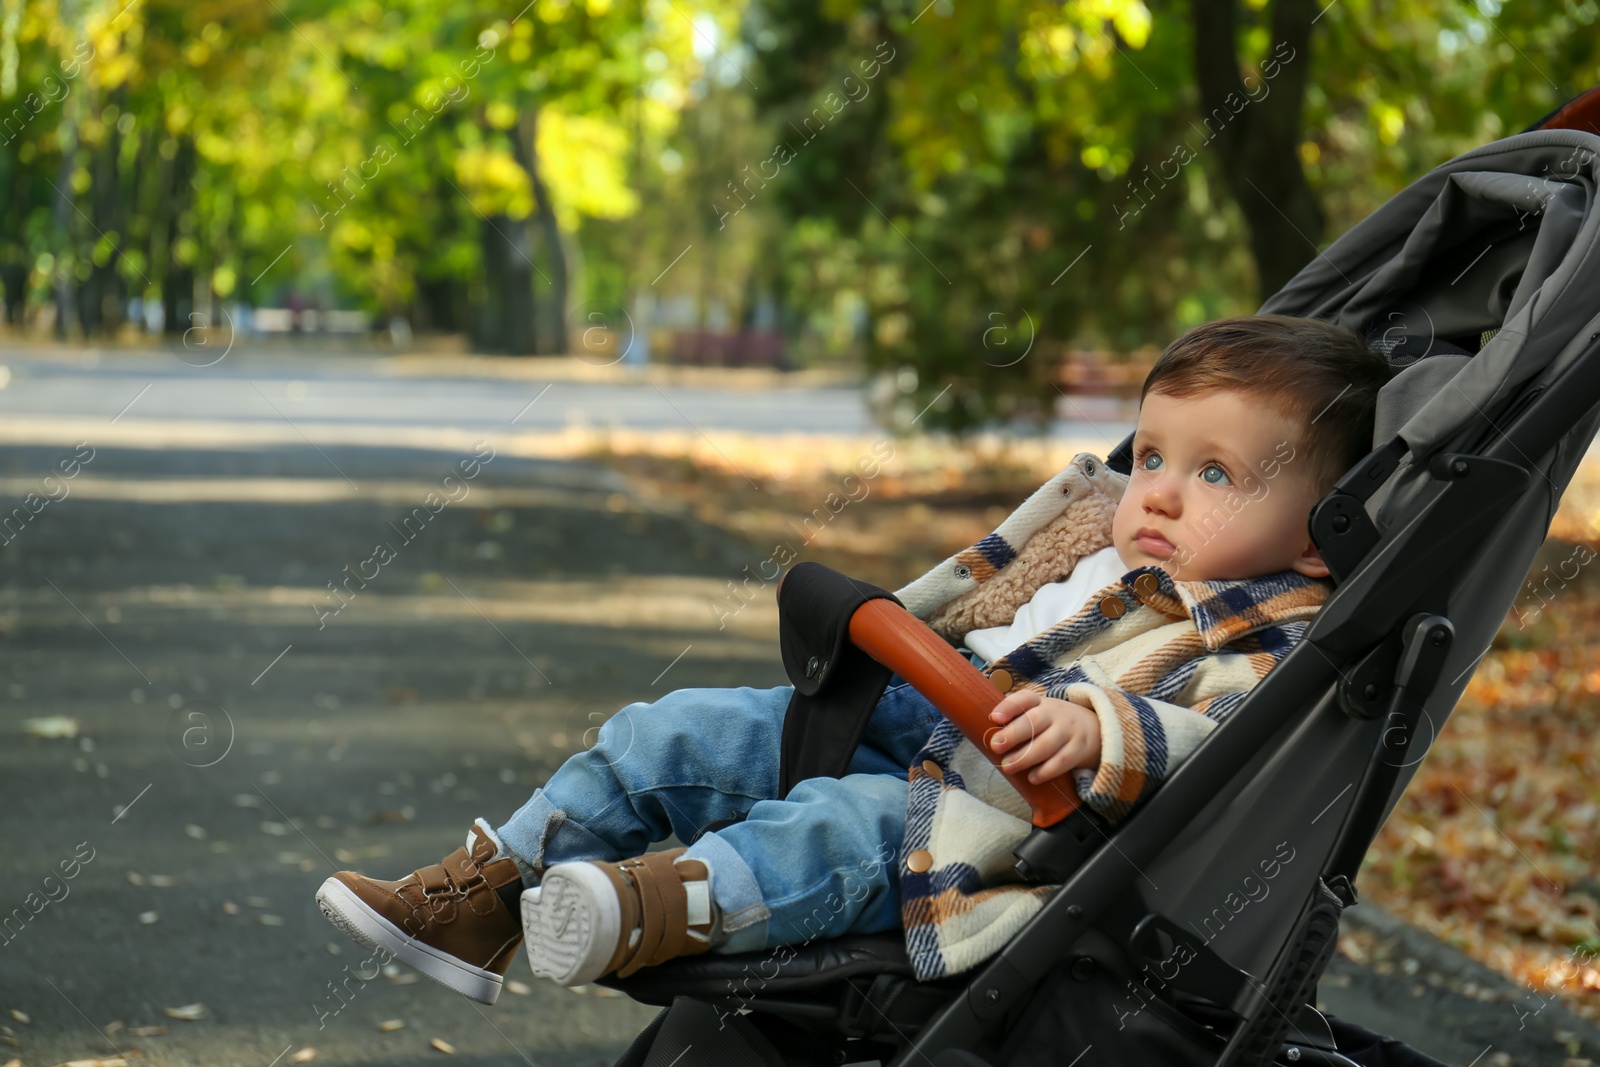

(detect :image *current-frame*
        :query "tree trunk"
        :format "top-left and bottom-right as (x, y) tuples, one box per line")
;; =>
(83, 92), (126, 337)
(0, 85), (20, 328)
(473, 207), (536, 354)
(127, 121), (163, 331)
(517, 109), (567, 355)
(0, 262), (24, 327)
(53, 118), (76, 340)
(415, 276), (465, 333)
(1190, 0), (1324, 300)
(162, 137), (196, 337)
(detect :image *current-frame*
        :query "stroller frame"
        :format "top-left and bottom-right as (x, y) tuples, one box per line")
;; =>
(598, 92), (1600, 1067)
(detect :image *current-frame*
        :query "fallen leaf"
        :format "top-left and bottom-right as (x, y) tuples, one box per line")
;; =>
(291, 1048), (317, 1063)
(232, 794), (263, 808)
(505, 980), (532, 996)
(102, 1022), (123, 1036)
(183, 824), (205, 840)
(7, 1011), (25, 1024)
(1336, 934), (1367, 964)
(260, 822), (290, 836)
(137, 911), (158, 925)
(161, 1003), (205, 1021)
(56, 1058), (127, 1067)
(147, 875), (176, 888)
(2, 1057), (17, 1067)
(257, 915), (285, 927)
(126, 1026), (165, 1037)
(429, 1038), (456, 1054)
(222, 901), (239, 916)
(125, 872), (145, 887)
(245, 896), (272, 909)
(376, 1019), (404, 1032)
(22, 715), (79, 739)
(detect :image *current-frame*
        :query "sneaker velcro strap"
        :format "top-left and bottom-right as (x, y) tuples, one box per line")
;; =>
(463, 879), (499, 917)
(442, 846), (482, 885)
(593, 861), (643, 976)
(416, 863), (454, 897)
(615, 850), (694, 978)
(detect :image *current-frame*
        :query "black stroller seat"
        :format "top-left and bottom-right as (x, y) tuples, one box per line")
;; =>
(597, 86), (1600, 1067)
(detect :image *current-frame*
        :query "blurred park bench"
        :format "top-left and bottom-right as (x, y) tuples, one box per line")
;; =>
(1053, 350), (1154, 421)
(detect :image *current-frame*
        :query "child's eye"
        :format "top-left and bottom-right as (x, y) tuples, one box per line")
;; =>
(1138, 449), (1231, 487)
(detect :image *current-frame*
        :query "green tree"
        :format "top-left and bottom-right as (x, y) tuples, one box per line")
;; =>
(741, 0), (1600, 432)
(0, 0), (734, 354)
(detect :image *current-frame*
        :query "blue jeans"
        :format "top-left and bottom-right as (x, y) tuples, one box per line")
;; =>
(494, 680), (947, 955)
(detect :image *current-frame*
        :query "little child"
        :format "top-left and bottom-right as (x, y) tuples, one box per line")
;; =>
(316, 313), (1395, 1001)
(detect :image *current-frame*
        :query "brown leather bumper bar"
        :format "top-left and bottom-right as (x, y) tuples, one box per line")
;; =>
(847, 597), (1083, 828)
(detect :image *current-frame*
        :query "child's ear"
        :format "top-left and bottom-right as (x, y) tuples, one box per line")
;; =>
(1293, 541), (1331, 580)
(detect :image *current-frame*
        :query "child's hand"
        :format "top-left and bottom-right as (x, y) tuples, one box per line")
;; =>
(984, 691), (1101, 786)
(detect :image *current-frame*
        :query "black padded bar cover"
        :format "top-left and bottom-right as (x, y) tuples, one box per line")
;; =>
(776, 561), (902, 799)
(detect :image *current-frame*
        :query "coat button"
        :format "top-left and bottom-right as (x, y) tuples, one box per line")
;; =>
(988, 668), (1014, 694)
(920, 759), (944, 782)
(906, 849), (934, 873)
(1133, 573), (1160, 599)
(805, 655), (821, 678)
(1098, 595), (1126, 619)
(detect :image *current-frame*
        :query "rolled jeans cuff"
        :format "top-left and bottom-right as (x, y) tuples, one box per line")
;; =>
(682, 831), (771, 955)
(494, 791), (615, 888)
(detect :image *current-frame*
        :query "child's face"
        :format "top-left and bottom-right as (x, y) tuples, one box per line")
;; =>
(1111, 388), (1331, 583)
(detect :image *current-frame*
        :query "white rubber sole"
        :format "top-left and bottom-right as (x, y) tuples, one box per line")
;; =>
(314, 877), (503, 1005)
(520, 863), (622, 987)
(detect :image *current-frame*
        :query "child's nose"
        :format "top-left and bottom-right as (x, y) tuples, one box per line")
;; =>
(1144, 482), (1179, 515)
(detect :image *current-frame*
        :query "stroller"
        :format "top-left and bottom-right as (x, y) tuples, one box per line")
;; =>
(594, 85), (1600, 1066)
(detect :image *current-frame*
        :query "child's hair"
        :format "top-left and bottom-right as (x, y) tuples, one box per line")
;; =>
(1139, 314), (1396, 495)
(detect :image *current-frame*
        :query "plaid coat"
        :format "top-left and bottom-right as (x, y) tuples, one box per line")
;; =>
(888, 451), (1332, 981)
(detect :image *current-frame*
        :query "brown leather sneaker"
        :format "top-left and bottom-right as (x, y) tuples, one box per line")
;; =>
(315, 818), (524, 1004)
(520, 846), (722, 987)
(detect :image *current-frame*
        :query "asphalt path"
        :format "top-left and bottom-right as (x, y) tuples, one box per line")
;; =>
(0, 434), (768, 1067)
(0, 350), (874, 436)
(0, 343), (1138, 444)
